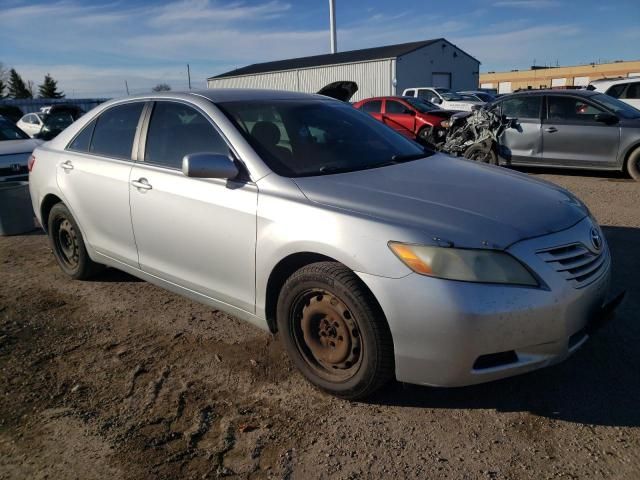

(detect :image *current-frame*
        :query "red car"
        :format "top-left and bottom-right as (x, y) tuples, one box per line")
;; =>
(353, 96), (457, 146)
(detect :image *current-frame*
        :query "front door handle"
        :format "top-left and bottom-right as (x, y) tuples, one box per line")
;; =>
(60, 161), (74, 170)
(545, 127), (558, 133)
(131, 178), (152, 191)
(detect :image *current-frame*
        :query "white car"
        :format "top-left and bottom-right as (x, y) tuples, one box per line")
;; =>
(0, 116), (42, 181)
(588, 77), (640, 110)
(17, 112), (45, 138)
(402, 87), (484, 111)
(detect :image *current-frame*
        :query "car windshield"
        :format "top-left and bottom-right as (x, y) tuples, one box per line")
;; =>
(217, 99), (431, 177)
(0, 120), (29, 140)
(403, 97), (440, 112)
(591, 93), (640, 119)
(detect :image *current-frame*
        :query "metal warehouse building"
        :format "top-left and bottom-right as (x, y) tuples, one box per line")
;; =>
(207, 38), (480, 102)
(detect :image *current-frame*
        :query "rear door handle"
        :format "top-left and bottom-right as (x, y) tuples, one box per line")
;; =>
(60, 161), (74, 170)
(131, 178), (152, 191)
(545, 127), (558, 133)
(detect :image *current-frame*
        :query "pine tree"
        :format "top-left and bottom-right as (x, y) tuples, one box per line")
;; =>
(38, 73), (64, 99)
(7, 69), (32, 99)
(0, 79), (6, 99)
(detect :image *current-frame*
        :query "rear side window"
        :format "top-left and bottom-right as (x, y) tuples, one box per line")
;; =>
(605, 84), (626, 99)
(360, 100), (382, 113)
(68, 119), (96, 152)
(144, 102), (229, 169)
(90, 103), (144, 159)
(499, 96), (542, 119)
(404, 89), (415, 97)
(385, 100), (409, 114)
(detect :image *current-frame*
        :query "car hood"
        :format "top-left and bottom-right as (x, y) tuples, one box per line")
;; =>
(0, 138), (43, 155)
(293, 154), (588, 250)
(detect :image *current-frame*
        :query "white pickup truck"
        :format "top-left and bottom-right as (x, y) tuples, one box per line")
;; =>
(402, 87), (484, 111)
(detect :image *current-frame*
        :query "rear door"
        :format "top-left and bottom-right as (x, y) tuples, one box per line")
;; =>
(618, 81), (640, 110)
(541, 95), (620, 167)
(382, 99), (416, 138)
(129, 100), (257, 312)
(495, 95), (543, 164)
(57, 101), (145, 267)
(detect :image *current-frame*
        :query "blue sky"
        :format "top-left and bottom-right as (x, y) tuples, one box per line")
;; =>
(1, 0), (639, 98)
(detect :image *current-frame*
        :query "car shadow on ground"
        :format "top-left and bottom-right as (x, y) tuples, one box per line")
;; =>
(366, 226), (640, 428)
(90, 267), (143, 283)
(512, 165), (633, 181)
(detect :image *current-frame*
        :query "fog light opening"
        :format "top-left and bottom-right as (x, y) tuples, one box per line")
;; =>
(473, 351), (519, 370)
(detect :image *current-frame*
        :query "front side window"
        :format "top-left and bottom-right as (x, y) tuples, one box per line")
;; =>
(622, 82), (640, 99)
(144, 102), (229, 169)
(404, 89), (415, 97)
(385, 100), (410, 114)
(218, 99), (429, 178)
(547, 96), (605, 122)
(90, 102), (144, 159)
(499, 96), (542, 119)
(360, 100), (382, 113)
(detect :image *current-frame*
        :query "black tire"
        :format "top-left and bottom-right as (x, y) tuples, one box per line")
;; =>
(417, 126), (433, 146)
(463, 143), (498, 165)
(276, 262), (394, 400)
(626, 147), (640, 181)
(47, 203), (103, 280)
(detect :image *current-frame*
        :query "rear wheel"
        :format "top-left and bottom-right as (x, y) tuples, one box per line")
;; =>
(626, 147), (640, 181)
(48, 203), (103, 279)
(276, 262), (394, 399)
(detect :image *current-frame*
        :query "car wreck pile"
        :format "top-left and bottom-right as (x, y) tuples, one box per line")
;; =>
(434, 107), (514, 164)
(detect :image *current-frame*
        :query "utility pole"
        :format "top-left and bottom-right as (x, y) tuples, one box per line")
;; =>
(187, 64), (192, 90)
(329, 0), (337, 54)
(124, 80), (130, 95)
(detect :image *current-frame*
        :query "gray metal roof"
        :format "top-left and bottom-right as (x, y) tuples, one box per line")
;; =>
(210, 38), (460, 80)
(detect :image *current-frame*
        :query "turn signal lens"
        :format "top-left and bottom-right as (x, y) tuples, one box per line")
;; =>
(440, 120), (451, 128)
(388, 242), (538, 286)
(388, 243), (432, 275)
(27, 155), (36, 172)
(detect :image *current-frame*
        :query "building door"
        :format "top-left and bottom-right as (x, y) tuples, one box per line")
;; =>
(432, 73), (451, 89)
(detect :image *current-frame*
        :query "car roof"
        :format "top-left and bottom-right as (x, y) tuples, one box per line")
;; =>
(120, 89), (332, 104)
(499, 89), (600, 98)
(590, 76), (639, 85)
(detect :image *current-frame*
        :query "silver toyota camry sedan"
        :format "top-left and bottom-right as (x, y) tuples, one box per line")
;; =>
(29, 89), (617, 399)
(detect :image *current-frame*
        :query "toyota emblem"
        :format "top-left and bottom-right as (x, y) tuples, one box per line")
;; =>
(590, 227), (602, 252)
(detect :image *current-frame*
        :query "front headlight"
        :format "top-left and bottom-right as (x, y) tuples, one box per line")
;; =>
(388, 242), (538, 286)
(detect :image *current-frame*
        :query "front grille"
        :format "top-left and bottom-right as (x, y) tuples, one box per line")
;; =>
(537, 242), (608, 288)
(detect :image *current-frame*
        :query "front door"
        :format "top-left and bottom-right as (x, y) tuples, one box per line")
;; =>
(541, 95), (620, 167)
(57, 101), (145, 266)
(382, 100), (416, 138)
(129, 100), (257, 312)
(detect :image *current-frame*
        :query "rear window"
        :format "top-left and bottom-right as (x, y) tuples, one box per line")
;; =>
(68, 119), (96, 152)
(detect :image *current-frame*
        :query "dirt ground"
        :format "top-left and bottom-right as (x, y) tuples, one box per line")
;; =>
(1, 169), (639, 479)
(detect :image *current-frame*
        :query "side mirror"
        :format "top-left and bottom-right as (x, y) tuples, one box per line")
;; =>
(594, 113), (618, 125)
(432, 97), (442, 104)
(182, 152), (239, 179)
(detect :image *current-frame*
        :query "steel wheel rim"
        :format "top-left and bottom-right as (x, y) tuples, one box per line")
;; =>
(55, 218), (79, 269)
(291, 289), (363, 382)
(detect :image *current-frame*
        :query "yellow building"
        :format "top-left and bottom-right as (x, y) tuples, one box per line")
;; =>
(479, 60), (640, 94)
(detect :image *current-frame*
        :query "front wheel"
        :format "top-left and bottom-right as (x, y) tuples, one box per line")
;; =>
(276, 262), (394, 399)
(48, 203), (103, 279)
(463, 143), (498, 165)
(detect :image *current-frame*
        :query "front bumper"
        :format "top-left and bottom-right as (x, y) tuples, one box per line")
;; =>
(357, 217), (617, 387)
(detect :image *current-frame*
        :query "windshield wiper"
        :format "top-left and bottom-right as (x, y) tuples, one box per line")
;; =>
(391, 151), (432, 162)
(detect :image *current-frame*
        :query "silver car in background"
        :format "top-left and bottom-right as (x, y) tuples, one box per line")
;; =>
(490, 90), (640, 180)
(29, 90), (618, 399)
